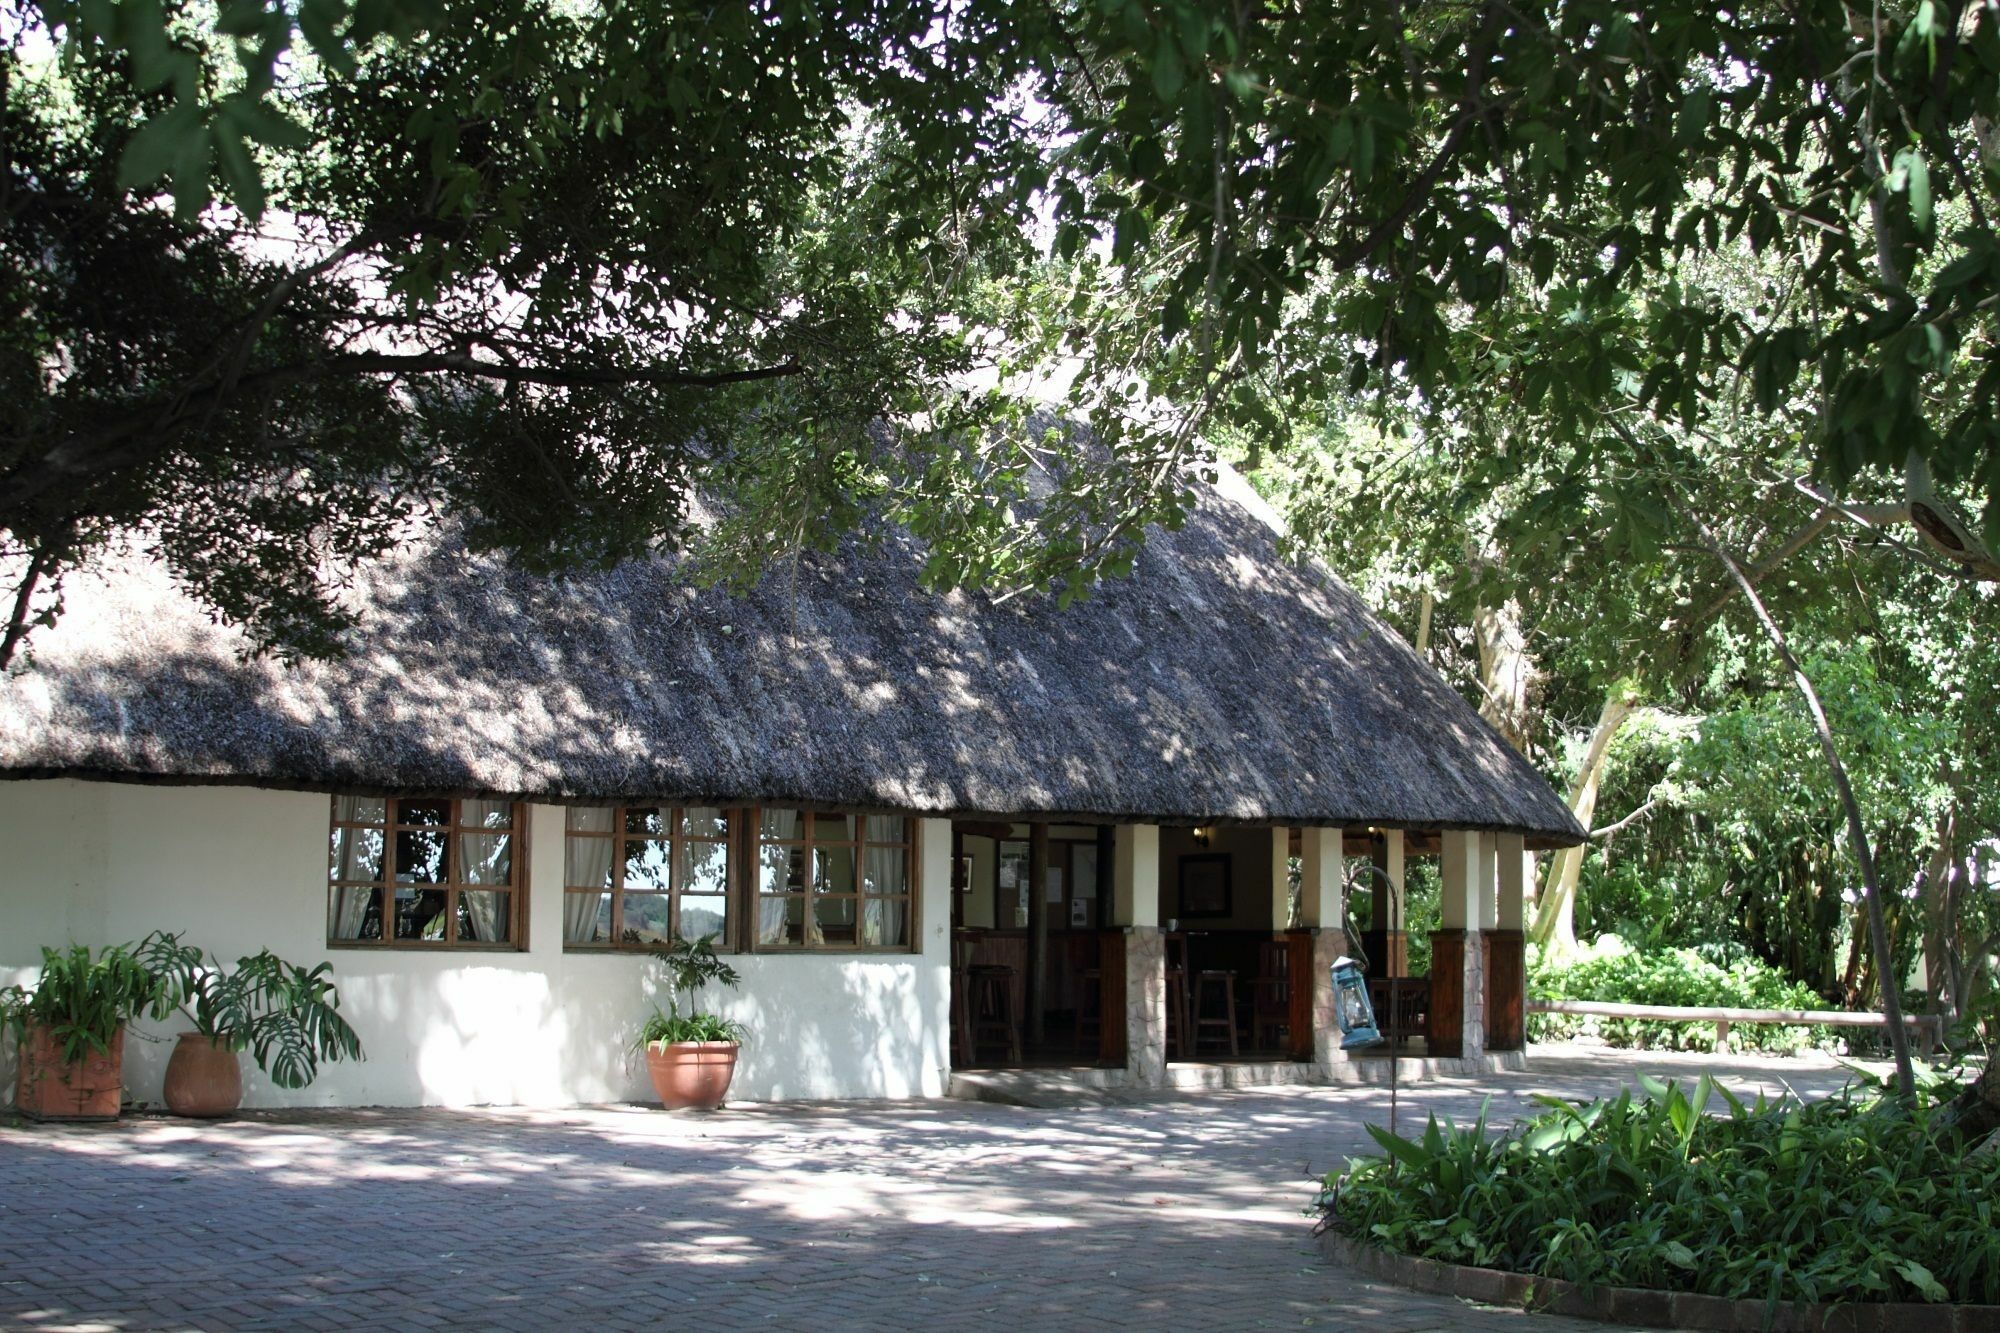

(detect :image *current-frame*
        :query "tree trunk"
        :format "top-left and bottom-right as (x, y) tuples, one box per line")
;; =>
(1940, 1059), (2000, 1144)
(1474, 599), (1540, 756)
(1684, 512), (1916, 1099)
(1530, 687), (1635, 955)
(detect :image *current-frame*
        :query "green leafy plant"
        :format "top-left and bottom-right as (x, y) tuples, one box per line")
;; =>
(1318, 1075), (2000, 1308)
(638, 934), (744, 1049)
(135, 934), (364, 1090)
(1530, 938), (1831, 1053)
(0, 937), (183, 1064)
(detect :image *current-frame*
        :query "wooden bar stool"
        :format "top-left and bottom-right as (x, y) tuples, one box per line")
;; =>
(1076, 967), (1102, 1056)
(968, 964), (1022, 1064)
(1193, 970), (1240, 1057)
(1164, 965), (1190, 1059)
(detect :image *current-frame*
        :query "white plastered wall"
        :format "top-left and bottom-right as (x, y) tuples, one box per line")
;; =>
(0, 779), (953, 1108)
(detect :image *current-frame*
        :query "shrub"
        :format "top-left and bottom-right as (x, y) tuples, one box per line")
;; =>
(1531, 937), (1830, 1053)
(1317, 1076), (2000, 1308)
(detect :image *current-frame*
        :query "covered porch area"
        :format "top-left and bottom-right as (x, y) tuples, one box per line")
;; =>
(946, 818), (1537, 1089)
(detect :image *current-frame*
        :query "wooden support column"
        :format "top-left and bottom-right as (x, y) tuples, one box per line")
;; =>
(1299, 828), (1347, 1072)
(1431, 830), (1486, 1060)
(1270, 827), (1293, 929)
(1027, 821), (1049, 1046)
(1370, 830), (1408, 977)
(1113, 825), (1165, 1085)
(1486, 833), (1528, 1052)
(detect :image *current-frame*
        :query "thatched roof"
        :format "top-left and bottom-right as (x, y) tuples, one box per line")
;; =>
(0, 464), (1583, 845)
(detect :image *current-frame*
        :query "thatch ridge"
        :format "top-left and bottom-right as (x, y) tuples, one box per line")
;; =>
(0, 465), (1584, 845)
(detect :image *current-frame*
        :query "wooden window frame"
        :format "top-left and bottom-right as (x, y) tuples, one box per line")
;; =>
(563, 805), (739, 953)
(326, 797), (528, 951)
(751, 808), (919, 954)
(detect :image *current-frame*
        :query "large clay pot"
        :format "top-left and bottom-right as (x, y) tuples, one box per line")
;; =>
(15, 1021), (125, 1121)
(162, 1033), (244, 1118)
(643, 1040), (739, 1110)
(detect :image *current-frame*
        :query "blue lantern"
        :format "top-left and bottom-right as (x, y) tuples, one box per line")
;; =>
(1331, 956), (1384, 1050)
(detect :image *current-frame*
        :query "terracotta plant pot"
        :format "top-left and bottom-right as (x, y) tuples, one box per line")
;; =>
(643, 1040), (739, 1110)
(15, 1021), (125, 1121)
(162, 1033), (244, 1118)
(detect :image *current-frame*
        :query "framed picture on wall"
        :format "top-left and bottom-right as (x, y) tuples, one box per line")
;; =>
(1178, 853), (1233, 919)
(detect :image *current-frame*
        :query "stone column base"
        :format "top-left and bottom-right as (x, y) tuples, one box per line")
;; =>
(1122, 927), (1166, 1087)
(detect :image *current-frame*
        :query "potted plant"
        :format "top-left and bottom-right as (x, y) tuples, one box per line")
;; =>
(137, 934), (364, 1117)
(638, 934), (743, 1110)
(1, 939), (181, 1121)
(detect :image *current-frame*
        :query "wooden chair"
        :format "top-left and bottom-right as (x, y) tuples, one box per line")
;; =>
(1192, 970), (1240, 1057)
(950, 933), (977, 1066)
(1076, 967), (1102, 1057)
(1249, 940), (1292, 1053)
(968, 964), (1022, 1064)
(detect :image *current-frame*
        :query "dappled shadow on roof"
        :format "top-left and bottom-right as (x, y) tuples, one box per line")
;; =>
(0, 473), (1580, 839)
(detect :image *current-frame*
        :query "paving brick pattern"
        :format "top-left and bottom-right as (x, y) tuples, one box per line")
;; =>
(0, 1047), (1864, 1332)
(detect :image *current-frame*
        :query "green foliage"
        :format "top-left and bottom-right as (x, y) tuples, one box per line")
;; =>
(1531, 938), (1830, 1053)
(1319, 1077), (2000, 1306)
(0, 937), (182, 1064)
(12, 0), (2000, 671)
(637, 1010), (744, 1047)
(134, 934), (363, 1090)
(640, 933), (743, 1048)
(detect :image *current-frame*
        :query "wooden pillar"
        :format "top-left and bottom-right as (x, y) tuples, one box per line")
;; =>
(1270, 827), (1293, 929)
(1112, 825), (1165, 1085)
(1431, 830), (1485, 1060)
(1298, 828), (1347, 1072)
(1486, 833), (1528, 1052)
(1370, 830), (1408, 976)
(1027, 821), (1049, 1046)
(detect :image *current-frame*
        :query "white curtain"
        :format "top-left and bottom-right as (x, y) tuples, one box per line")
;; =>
(329, 798), (383, 940)
(758, 810), (801, 945)
(565, 808), (617, 944)
(861, 842), (907, 946)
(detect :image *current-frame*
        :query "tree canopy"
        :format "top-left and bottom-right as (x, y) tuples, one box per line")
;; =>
(7, 0), (2000, 666)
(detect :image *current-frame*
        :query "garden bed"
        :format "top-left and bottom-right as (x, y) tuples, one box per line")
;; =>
(1315, 1074), (2000, 1326)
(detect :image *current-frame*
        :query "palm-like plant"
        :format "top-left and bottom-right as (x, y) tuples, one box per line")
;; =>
(136, 934), (363, 1089)
(639, 934), (744, 1047)
(0, 939), (180, 1062)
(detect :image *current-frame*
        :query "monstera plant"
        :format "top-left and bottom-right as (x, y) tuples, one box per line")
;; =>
(136, 934), (363, 1117)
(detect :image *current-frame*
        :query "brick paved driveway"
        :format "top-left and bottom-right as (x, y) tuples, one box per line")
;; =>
(0, 1047), (1865, 1332)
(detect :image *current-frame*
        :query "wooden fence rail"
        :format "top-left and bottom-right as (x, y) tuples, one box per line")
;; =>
(1526, 998), (1945, 1053)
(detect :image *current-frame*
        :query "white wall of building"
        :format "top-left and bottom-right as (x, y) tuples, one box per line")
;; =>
(0, 780), (952, 1109)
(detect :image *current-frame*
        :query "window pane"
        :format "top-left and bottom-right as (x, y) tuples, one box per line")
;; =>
(862, 843), (906, 897)
(461, 799), (512, 830)
(1073, 846), (1099, 899)
(813, 844), (855, 895)
(814, 812), (860, 844)
(760, 842), (805, 895)
(394, 887), (448, 940)
(567, 806), (615, 834)
(756, 896), (804, 946)
(861, 898), (907, 948)
(683, 839), (729, 896)
(394, 828), (447, 883)
(328, 887), (380, 940)
(760, 807), (803, 841)
(398, 799), (450, 827)
(565, 833), (615, 889)
(459, 891), (511, 943)
(564, 891), (612, 944)
(624, 805), (670, 837)
(865, 815), (908, 845)
(686, 806), (729, 840)
(333, 795), (385, 824)
(624, 839), (672, 892)
(460, 833), (512, 886)
(814, 895), (857, 944)
(329, 826), (384, 882)
(679, 893), (727, 943)
(621, 892), (672, 945)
